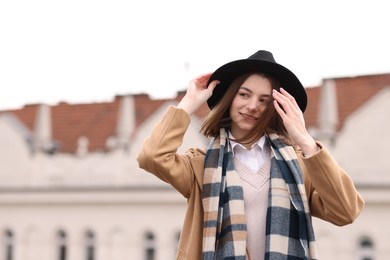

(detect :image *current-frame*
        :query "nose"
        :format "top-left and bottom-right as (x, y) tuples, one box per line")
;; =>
(246, 98), (260, 111)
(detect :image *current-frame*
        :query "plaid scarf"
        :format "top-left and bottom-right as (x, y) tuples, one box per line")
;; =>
(202, 129), (317, 260)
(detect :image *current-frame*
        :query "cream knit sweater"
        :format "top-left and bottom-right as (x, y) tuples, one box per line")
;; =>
(234, 154), (271, 260)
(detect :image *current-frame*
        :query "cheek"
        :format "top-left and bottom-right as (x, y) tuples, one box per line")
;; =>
(229, 99), (239, 115)
(229, 105), (234, 118)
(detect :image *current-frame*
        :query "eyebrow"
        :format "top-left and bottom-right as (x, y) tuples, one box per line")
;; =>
(239, 86), (272, 97)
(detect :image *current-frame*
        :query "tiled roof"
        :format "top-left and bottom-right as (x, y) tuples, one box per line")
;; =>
(1, 73), (389, 153)
(332, 74), (390, 130)
(2, 94), (168, 153)
(305, 73), (390, 131)
(304, 86), (321, 129)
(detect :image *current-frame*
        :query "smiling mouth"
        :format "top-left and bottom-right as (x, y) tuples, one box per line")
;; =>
(240, 113), (258, 121)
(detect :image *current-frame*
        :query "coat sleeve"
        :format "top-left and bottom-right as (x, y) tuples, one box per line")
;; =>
(137, 106), (205, 198)
(298, 143), (365, 226)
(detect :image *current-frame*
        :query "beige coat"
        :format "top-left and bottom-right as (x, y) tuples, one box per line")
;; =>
(137, 106), (364, 260)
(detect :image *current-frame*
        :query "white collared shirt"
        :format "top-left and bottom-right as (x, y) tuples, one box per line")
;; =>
(229, 133), (269, 173)
(229, 132), (271, 259)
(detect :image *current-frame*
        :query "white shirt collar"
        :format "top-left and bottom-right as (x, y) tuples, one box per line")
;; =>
(228, 132), (267, 154)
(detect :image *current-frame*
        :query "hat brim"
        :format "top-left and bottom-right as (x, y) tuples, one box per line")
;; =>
(207, 59), (307, 112)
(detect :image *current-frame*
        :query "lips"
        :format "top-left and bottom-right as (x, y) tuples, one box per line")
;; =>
(240, 113), (258, 121)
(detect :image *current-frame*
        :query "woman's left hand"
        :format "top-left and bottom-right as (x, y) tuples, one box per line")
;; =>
(272, 88), (319, 157)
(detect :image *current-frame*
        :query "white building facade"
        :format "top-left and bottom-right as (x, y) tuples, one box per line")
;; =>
(0, 75), (389, 260)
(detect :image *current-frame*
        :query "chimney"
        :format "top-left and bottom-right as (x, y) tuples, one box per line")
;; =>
(33, 104), (54, 153)
(114, 95), (135, 150)
(76, 136), (89, 156)
(318, 79), (339, 145)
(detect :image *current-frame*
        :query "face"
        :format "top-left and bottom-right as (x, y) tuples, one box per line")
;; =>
(229, 74), (272, 140)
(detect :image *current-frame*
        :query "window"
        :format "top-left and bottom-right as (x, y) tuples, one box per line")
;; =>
(57, 230), (67, 260)
(3, 229), (14, 260)
(358, 237), (375, 260)
(144, 232), (155, 260)
(85, 230), (95, 260)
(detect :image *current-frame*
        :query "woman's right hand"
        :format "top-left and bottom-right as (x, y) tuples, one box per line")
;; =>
(177, 73), (219, 115)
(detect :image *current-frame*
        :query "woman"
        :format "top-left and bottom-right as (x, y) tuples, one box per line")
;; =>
(137, 50), (364, 260)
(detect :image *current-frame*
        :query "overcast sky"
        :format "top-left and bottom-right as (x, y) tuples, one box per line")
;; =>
(1, 0), (389, 110)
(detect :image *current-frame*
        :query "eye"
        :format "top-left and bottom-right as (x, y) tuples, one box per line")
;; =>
(259, 98), (270, 103)
(238, 91), (249, 98)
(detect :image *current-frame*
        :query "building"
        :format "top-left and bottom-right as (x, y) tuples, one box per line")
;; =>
(0, 73), (389, 260)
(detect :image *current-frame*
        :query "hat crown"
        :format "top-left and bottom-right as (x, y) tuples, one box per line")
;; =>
(248, 50), (276, 63)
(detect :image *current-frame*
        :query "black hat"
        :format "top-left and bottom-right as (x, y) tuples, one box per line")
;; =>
(207, 50), (307, 112)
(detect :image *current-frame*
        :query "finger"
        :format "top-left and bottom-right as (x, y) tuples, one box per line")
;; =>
(274, 88), (302, 116)
(207, 80), (220, 93)
(195, 73), (213, 87)
(273, 100), (287, 120)
(280, 88), (301, 111)
(272, 90), (293, 114)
